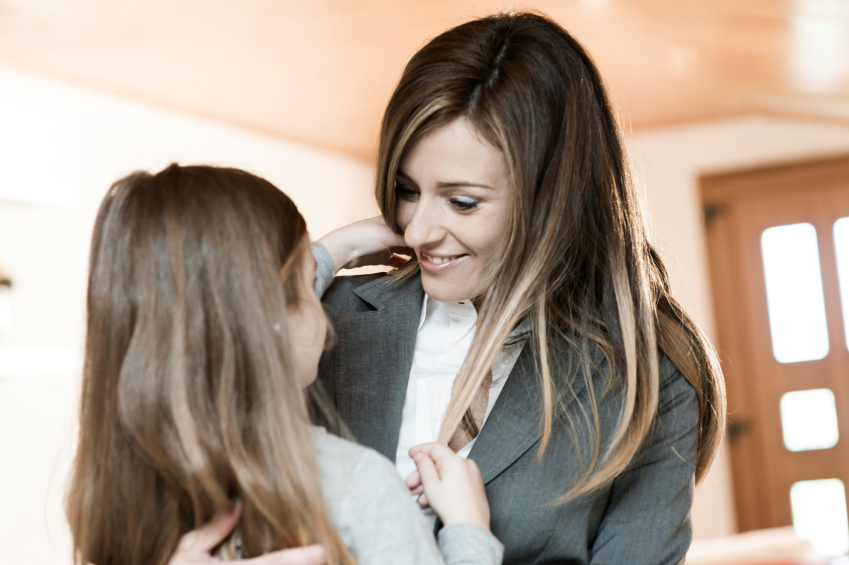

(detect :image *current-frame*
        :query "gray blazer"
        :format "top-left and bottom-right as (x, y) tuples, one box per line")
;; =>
(316, 272), (698, 565)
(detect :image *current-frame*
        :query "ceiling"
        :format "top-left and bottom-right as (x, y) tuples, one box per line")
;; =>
(0, 0), (847, 160)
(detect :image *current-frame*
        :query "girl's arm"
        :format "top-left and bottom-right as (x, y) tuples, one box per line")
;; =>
(410, 443), (501, 564)
(340, 445), (503, 565)
(313, 217), (411, 296)
(165, 446), (502, 565)
(311, 242), (336, 299)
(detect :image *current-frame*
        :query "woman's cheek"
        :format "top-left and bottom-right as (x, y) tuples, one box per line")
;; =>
(395, 201), (414, 232)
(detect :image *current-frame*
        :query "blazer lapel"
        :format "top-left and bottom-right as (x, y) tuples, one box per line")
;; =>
(333, 276), (423, 462)
(469, 338), (595, 485)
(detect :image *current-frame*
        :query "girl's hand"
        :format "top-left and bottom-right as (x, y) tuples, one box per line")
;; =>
(407, 443), (491, 532)
(317, 216), (412, 272)
(169, 502), (327, 565)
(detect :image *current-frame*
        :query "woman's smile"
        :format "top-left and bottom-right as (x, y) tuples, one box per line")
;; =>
(419, 251), (469, 272)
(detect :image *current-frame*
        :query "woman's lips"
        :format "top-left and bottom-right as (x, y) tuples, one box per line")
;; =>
(419, 251), (469, 274)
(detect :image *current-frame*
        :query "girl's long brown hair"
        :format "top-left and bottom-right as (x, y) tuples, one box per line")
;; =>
(66, 165), (355, 565)
(376, 11), (726, 498)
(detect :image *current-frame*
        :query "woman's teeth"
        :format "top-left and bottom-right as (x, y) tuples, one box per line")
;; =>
(423, 253), (460, 265)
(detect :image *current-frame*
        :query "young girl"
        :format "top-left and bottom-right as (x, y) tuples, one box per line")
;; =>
(65, 164), (503, 565)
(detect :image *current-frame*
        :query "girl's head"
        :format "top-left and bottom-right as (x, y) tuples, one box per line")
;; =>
(378, 11), (725, 493)
(66, 164), (352, 565)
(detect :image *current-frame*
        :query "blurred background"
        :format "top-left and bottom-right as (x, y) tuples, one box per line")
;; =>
(2, 1), (849, 563)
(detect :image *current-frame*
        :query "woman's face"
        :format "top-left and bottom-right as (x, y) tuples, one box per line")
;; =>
(395, 117), (511, 303)
(284, 237), (326, 389)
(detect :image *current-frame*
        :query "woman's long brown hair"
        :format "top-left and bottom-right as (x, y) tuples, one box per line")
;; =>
(376, 11), (726, 498)
(66, 165), (355, 565)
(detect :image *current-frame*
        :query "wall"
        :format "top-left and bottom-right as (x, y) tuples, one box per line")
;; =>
(0, 66), (377, 565)
(630, 116), (849, 540)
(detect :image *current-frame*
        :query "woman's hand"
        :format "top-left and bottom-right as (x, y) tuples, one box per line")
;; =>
(169, 502), (327, 565)
(317, 216), (412, 272)
(406, 443), (491, 532)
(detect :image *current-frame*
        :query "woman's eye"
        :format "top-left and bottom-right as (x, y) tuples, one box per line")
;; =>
(395, 183), (419, 200)
(449, 196), (480, 211)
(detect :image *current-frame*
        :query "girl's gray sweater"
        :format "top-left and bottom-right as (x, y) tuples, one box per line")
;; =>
(311, 427), (503, 565)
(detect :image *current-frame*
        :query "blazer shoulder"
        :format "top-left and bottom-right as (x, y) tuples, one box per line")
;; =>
(658, 353), (698, 407)
(323, 272), (423, 313)
(321, 272), (387, 312)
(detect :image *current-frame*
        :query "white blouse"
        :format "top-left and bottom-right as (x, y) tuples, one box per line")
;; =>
(394, 295), (529, 482)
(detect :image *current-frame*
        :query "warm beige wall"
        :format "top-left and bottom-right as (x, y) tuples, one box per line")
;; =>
(629, 116), (849, 540)
(0, 66), (376, 565)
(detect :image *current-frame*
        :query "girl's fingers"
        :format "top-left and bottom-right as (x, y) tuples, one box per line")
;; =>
(388, 246), (414, 256)
(409, 442), (445, 461)
(413, 452), (440, 489)
(405, 470), (422, 490)
(243, 545), (327, 565)
(387, 254), (410, 268)
(411, 442), (454, 460)
(177, 501), (242, 554)
(416, 493), (430, 508)
(412, 442), (459, 475)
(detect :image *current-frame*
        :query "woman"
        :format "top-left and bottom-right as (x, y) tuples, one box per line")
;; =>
(312, 10), (725, 564)
(65, 164), (503, 565)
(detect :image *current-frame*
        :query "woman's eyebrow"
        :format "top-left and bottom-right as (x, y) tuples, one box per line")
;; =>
(396, 169), (416, 184)
(436, 180), (492, 189)
(396, 169), (492, 190)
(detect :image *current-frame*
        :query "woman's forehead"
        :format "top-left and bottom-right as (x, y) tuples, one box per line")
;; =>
(399, 118), (508, 188)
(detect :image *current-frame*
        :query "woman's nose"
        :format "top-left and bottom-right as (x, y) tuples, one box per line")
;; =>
(403, 201), (446, 249)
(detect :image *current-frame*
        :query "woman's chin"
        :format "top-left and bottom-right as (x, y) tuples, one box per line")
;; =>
(421, 277), (475, 304)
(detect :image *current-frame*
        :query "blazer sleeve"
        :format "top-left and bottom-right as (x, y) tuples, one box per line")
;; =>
(589, 357), (699, 565)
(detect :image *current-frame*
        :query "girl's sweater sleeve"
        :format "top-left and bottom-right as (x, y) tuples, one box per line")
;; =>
(336, 447), (503, 565)
(312, 242), (336, 298)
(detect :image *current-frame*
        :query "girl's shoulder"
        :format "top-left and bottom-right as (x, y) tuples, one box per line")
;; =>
(310, 426), (392, 473)
(309, 427), (411, 505)
(308, 428), (445, 564)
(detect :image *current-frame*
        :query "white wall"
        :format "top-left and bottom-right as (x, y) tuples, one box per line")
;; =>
(0, 66), (377, 565)
(630, 116), (849, 540)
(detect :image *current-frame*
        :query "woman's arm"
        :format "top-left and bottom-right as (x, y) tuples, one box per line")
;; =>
(167, 503), (328, 565)
(589, 359), (699, 565)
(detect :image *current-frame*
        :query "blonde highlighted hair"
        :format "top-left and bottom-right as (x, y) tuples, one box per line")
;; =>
(376, 12), (725, 498)
(66, 165), (355, 565)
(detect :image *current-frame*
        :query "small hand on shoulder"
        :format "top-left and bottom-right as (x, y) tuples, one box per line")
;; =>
(317, 216), (412, 272)
(406, 442), (491, 533)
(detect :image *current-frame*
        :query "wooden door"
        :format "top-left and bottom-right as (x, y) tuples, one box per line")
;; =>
(702, 155), (849, 547)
